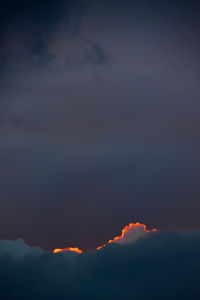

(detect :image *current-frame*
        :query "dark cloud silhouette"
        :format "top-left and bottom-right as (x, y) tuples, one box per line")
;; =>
(0, 239), (43, 259)
(0, 0), (87, 67)
(0, 0), (69, 36)
(0, 232), (200, 299)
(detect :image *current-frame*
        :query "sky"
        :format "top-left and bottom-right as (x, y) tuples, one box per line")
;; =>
(0, 0), (200, 254)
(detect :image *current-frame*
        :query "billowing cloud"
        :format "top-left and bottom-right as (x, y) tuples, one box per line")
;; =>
(0, 239), (43, 259)
(96, 223), (157, 250)
(52, 223), (157, 253)
(0, 231), (200, 299)
(106, 222), (157, 245)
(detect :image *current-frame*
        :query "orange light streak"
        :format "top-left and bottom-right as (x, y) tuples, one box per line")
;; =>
(53, 247), (83, 254)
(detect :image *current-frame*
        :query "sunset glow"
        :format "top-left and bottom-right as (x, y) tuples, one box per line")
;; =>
(96, 222), (157, 250)
(53, 223), (157, 254)
(53, 247), (83, 254)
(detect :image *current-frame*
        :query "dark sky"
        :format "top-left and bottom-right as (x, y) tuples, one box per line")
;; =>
(0, 0), (200, 251)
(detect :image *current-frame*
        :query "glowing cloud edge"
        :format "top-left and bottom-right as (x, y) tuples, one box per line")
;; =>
(52, 222), (157, 254)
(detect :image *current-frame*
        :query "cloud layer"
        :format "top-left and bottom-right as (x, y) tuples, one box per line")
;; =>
(0, 231), (200, 299)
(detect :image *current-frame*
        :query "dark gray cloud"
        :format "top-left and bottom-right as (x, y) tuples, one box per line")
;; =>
(0, 0), (70, 38)
(0, 0), (109, 68)
(0, 232), (200, 299)
(0, 239), (43, 259)
(0, 1), (69, 65)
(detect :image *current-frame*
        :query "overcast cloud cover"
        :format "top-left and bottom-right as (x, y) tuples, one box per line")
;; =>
(0, 0), (200, 248)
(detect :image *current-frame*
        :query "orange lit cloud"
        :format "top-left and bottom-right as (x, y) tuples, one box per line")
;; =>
(53, 247), (83, 254)
(53, 222), (157, 254)
(96, 222), (157, 250)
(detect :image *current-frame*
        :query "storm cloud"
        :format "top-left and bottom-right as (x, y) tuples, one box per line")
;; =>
(0, 231), (200, 299)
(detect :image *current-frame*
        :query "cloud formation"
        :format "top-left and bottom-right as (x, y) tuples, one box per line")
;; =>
(107, 222), (157, 245)
(96, 223), (157, 250)
(53, 223), (157, 252)
(0, 239), (43, 259)
(0, 231), (200, 299)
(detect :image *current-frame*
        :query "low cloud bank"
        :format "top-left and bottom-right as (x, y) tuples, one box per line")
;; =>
(0, 239), (43, 259)
(0, 231), (200, 299)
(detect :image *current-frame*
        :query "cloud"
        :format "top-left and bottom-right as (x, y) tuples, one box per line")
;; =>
(0, 0), (85, 67)
(0, 0), (70, 36)
(95, 223), (157, 250)
(53, 223), (156, 252)
(0, 231), (200, 299)
(108, 222), (156, 245)
(0, 239), (43, 259)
